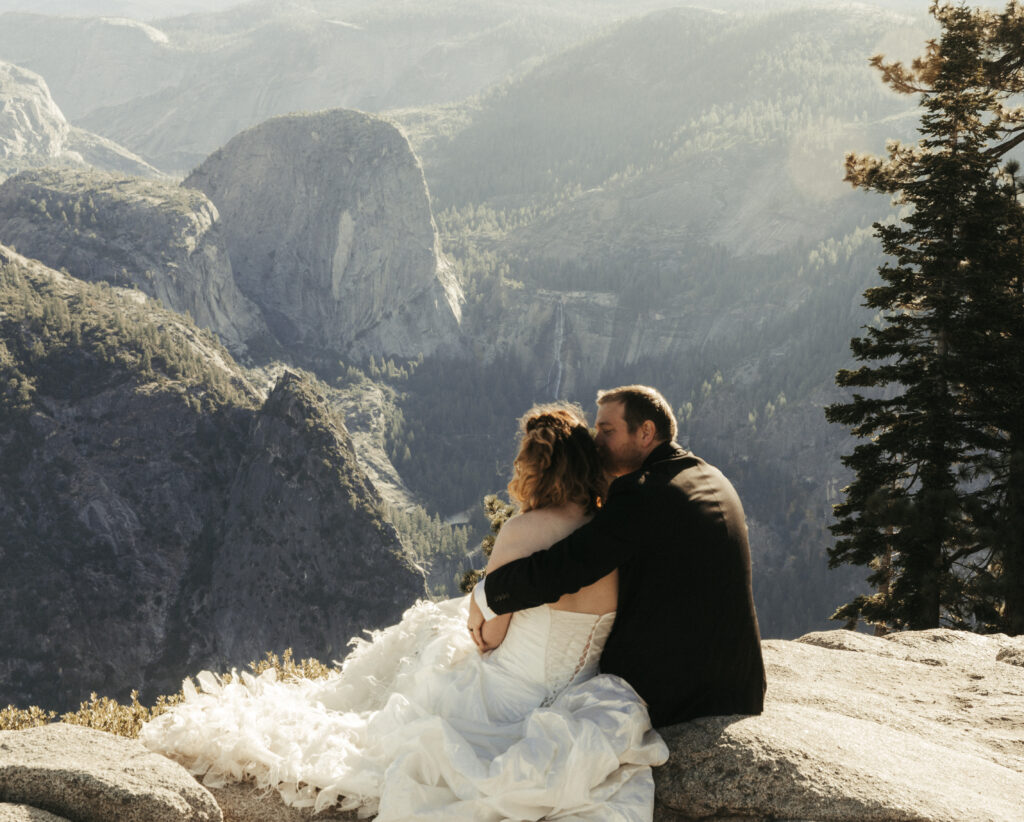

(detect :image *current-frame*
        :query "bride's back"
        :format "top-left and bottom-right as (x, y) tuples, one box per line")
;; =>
(488, 503), (617, 615)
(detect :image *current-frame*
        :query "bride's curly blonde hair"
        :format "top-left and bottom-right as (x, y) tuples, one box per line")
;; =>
(508, 403), (606, 514)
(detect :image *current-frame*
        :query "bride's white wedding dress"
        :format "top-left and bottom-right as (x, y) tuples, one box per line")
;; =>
(140, 596), (668, 821)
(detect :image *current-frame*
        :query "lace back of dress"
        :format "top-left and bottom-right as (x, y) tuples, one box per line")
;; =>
(541, 610), (615, 707)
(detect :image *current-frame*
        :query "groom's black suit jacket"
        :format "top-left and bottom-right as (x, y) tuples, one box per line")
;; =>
(483, 441), (766, 728)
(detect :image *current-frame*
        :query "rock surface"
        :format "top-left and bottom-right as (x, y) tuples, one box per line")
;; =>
(654, 628), (1024, 821)
(0, 724), (221, 822)
(0, 805), (69, 822)
(0, 168), (267, 353)
(184, 109), (462, 363)
(207, 783), (354, 822)
(2, 630), (1020, 821)
(0, 61), (161, 181)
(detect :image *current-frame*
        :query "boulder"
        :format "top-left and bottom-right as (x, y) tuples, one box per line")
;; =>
(5, 629), (1020, 822)
(653, 628), (1024, 821)
(0, 724), (221, 822)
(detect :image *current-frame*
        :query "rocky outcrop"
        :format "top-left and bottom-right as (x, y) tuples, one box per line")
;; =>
(0, 248), (423, 711)
(3, 629), (1005, 822)
(654, 628), (1024, 821)
(0, 724), (221, 822)
(0, 168), (267, 354)
(0, 61), (161, 181)
(184, 109), (462, 363)
(209, 371), (425, 665)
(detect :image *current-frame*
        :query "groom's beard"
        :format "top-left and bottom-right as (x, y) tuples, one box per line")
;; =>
(599, 444), (644, 478)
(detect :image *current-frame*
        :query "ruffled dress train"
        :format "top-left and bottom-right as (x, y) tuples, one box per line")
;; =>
(140, 597), (668, 820)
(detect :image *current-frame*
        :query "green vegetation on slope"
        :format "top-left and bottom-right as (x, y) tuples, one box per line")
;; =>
(0, 248), (253, 423)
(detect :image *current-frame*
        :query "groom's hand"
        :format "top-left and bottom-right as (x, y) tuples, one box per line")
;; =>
(468, 595), (486, 652)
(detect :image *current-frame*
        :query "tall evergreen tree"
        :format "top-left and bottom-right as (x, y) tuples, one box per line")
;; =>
(973, 1), (1024, 635)
(960, 156), (1024, 633)
(827, 2), (1024, 633)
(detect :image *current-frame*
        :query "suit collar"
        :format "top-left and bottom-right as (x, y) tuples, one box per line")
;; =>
(607, 442), (687, 495)
(642, 440), (686, 468)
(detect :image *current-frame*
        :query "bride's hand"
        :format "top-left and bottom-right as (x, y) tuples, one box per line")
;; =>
(468, 596), (487, 651)
(479, 614), (511, 651)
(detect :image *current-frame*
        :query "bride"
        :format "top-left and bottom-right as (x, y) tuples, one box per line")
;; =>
(140, 403), (668, 821)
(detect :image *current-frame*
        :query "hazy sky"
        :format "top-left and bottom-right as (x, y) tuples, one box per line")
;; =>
(0, 1), (1001, 22)
(0, 0), (243, 17)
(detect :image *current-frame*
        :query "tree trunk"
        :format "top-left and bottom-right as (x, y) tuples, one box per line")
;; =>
(1003, 442), (1024, 635)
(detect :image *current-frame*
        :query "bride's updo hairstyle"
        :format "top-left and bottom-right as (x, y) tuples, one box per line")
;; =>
(508, 403), (605, 514)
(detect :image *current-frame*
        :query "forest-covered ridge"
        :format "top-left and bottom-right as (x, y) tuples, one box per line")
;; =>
(0, 1), (959, 648)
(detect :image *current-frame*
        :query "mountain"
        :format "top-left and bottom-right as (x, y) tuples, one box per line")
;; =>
(382, 5), (935, 637)
(0, 1), (674, 173)
(0, 245), (424, 710)
(0, 2), (963, 657)
(0, 60), (163, 181)
(0, 167), (266, 354)
(184, 109), (463, 363)
(401, 5), (925, 209)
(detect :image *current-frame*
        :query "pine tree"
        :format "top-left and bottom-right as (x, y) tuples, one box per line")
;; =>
(960, 156), (1024, 633)
(827, 2), (1024, 632)
(972, 1), (1024, 636)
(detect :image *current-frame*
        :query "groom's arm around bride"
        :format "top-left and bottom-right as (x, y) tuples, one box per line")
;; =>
(470, 384), (766, 728)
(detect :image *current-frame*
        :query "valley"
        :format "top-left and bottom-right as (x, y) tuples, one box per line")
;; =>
(0, 0), (940, 708)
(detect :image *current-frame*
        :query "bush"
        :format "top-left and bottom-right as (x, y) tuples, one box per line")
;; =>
(0, 648), (332, 737)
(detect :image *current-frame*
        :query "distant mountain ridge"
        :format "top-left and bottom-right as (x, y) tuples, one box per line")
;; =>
(0, 1), (661, 172)
(0, 110), (464, 365)
(0, 60), (163, 182)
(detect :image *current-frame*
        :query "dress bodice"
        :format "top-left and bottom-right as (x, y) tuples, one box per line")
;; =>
(488, 605), (616, 705)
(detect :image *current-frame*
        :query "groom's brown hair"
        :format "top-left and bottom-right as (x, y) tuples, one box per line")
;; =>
(597, 385), (677, 443)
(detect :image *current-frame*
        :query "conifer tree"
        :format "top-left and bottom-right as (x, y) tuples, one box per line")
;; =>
(827, 2), (1024, 632)
(974, 1), (1024, 635)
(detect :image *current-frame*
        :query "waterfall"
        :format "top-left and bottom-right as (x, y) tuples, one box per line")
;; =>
(547, 298), (566, 399)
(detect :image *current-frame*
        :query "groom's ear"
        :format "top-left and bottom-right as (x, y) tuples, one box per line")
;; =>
(639, 419), (656, 444)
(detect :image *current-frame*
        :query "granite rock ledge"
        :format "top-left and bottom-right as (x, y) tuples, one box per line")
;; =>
(654, 628), (1024, 821)
(2, 629), (1021, 821)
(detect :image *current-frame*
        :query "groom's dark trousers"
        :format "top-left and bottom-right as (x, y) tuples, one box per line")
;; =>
(482, 441), (766, 728)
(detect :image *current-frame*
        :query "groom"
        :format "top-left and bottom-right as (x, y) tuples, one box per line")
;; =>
(468, 384), (766, 728)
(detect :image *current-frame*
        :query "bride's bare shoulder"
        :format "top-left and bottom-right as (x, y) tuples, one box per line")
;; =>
(522, 503), (590, 527)
(493, 505), (590, 557)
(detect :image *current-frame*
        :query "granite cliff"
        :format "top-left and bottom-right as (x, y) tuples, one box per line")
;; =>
(184, 109), (462, 363)
(0, 60), (162, 181)
(0, 246), (424, 711)
(207, 371), (424, 667)
(0, 168), (267, 354)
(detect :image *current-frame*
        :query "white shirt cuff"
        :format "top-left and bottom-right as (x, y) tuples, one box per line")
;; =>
(473, 578), (498, 621)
